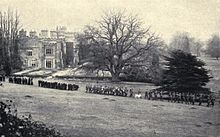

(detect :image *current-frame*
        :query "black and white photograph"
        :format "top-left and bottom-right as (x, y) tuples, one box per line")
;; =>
(0, 0), (219, 136)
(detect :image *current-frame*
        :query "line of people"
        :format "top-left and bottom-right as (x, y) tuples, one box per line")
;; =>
(38, 80), (79, 91)
(145, 90), (215, 107)
(86, 85), (133, 97)
(85, 85), (215, 107)
(0, 75), (5, 82)
(8, 76), (33, 85)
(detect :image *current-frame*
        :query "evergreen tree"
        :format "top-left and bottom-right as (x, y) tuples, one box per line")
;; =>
(159, 50), (211, 94)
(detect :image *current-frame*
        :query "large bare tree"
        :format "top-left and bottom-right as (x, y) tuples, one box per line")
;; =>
(0, 9), (22, 75)
(76, 11), (162, 81)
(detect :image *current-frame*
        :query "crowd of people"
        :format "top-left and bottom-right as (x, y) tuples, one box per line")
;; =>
(1, 75), (216, 107)
(86, 85), (132, 97)
(0, 75), (79, 91)
(8, 76), (33, 85)
(0, 75), (5, 82)
(85, 85), (215, 107)
(38, 80), (79, 91)
(144, 90), (215, 107)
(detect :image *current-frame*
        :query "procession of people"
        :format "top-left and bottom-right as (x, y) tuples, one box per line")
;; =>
(8, 76), (33, 85)
(144, 89), (215, 107)
(0, 74), (216, 107)
(0, 75), (79, 91)
(85, 84), (216, 107)
(38, 80), (79, 91)
(86, 85), (130, 97)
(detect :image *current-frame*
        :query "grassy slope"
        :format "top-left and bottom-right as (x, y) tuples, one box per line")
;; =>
(0, 55), (219, 137)
(199, 56), (220, 93)
(0, 82), (219, 137)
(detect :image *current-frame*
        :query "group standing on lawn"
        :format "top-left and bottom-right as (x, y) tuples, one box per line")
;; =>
(85, 85), (215, 107)
(0, 75), (216, 107)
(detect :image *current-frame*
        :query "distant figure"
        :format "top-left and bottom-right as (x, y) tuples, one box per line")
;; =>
(0, 82), (3, 87)
(129, 89), (133, 97)
(144, 91), (148, 99)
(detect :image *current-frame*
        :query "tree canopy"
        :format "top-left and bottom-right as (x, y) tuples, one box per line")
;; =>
(206, 34), (220, 60)
(169, 32), (191, 53)
(75, 11), (163, 81)
(169, 32), (202, 56)
(0, 9), (22, 75)
(159, 50), (211, 93)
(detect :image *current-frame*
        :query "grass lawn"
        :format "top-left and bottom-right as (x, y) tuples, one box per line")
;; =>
(0, 82), (219, 137)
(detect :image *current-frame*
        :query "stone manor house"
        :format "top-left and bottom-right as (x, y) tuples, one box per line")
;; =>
(18, 27), (79, 70)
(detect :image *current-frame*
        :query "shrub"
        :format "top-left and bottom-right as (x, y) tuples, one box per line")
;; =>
(0, 100), (64, 137)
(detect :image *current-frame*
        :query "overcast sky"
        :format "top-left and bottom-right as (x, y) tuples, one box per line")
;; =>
(0, 0), (219, 43)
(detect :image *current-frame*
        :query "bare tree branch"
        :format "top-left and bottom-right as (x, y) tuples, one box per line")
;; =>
(75, 11), (162, 81)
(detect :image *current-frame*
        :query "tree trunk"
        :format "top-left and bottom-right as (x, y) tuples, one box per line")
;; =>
(111, 72), (120, 82)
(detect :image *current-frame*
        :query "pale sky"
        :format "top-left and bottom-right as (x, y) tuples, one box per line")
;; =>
(0, 0), (219, 43)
